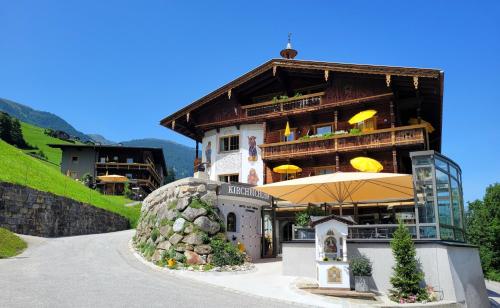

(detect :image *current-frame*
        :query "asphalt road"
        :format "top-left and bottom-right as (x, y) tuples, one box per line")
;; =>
(0, 230), (302, 308)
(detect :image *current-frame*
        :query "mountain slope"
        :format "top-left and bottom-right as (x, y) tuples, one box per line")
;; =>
(87, 134), (115, 145)
(0, 98), (89, 141)
(0, 139), (140, 226)
(121, 138), (199, 179)
(20, 121), (79, 167)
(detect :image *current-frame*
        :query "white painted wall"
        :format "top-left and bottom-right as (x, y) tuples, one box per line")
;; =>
(201, 124), (264, 185)
(282, 241), (489, 307)
(216, 195), (266, 260)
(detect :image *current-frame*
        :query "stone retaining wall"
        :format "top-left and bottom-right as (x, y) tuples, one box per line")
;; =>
(135, 178), (227, 265)
(0, 182), (130, 237)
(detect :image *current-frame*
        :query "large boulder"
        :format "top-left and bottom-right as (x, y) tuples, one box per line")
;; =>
(194, 244), (212, 255)
(166, 209), (178, 221)
(182, 232), (205, 245)
(157, 241), (172, 250)
(182, 206), (207, 222)
(194, 216), (221, 235)
(184, 251), (205, 265)
(159, 225), (172, 237)
(172, 218), (186, 233)
(176, 197), (190, 211)
(169, 233), (184, 245)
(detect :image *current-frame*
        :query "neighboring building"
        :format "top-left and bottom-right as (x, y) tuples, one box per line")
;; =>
(49, 144), (167, 197)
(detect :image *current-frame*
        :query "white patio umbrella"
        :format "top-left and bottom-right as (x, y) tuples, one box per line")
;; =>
(255, 172), (414, 212)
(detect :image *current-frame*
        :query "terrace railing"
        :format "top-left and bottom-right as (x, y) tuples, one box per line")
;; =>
(260, 124), (427, 160)
(243, 92), (324, 117)
(348, 224), (417, 240)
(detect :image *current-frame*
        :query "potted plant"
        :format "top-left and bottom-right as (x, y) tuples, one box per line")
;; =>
(349, 254), (372, 292)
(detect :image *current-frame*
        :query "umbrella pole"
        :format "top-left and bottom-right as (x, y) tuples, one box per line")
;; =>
(339, 203), (343, 216)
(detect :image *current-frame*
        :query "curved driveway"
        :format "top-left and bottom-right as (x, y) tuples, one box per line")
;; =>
(0, 230), (302, 308)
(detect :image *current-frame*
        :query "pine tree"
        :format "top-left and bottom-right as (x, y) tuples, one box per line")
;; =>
(389, 222), (428, 302)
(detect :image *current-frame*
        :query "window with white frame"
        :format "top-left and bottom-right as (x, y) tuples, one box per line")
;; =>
(219, 174), (239, 183)
(219, 135), (239, 152)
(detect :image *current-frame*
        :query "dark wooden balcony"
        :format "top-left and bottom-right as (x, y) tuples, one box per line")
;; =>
(197, 91), (393, 130)
(95, 161), (163, 186)
(259, 124), (428, 161)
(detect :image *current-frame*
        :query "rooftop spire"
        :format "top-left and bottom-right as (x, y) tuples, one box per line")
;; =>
(280, 33), (298, 60)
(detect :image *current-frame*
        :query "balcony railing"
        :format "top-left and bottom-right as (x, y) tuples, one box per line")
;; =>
(260, 124), (427, 160)
(348, 224), (417, 240)
(242, 92), (324, 117)
(95, 162), (163, 186)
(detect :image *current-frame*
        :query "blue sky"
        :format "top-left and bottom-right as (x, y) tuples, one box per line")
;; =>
(1, 1), (499, 202)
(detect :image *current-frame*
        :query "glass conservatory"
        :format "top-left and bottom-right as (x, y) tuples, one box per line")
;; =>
(410, 150), (465, 242)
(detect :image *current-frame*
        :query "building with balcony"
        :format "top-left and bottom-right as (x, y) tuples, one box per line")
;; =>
(49, 144), (167, 198)
(158, 46), (488, 306)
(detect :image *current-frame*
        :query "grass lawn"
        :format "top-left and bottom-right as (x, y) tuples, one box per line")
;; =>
(20, 121), (78, 167)
(0, 227), (27, 258)
(0, 140), (141, 227)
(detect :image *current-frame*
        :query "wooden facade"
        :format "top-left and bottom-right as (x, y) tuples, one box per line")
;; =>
(160, 59), (443, 185)
(49, 144), (167, 195)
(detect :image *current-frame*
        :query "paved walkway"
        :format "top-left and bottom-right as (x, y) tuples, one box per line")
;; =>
(486, 280), (500, 307)
(140, 253), (381, 307)
(0, 230), (302, 308)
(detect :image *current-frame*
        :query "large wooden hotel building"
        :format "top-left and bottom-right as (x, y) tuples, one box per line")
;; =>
(160, 45), (465, 252)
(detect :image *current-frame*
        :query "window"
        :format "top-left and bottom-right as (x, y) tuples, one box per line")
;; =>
(71, 156), (79, 163)
(113, 156), (118, 161)
(100, 157), (106, 163)
(315, 125), (332, 135)
(220, 135), (239, 152)
(227, 212), (236, 232)
(126, 158), (134, 163)
(219, 174), (239, 183)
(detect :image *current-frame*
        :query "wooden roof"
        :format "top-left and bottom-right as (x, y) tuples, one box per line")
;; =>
(160, 58), (443, 128)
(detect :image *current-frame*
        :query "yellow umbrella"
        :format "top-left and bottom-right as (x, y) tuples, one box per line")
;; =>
(97, 174), (129, 183)
(409, 118), (435, 133)
(350, 157), (384, 173)
(255, 172), (414, 206)
(273, 164), (302, 174)
(348, 110), (377, 125)
(284, 121), (291, 137)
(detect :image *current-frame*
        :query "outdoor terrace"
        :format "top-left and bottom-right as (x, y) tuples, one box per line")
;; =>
(95, 159), (163, 186)
(260, 124), (428, 161)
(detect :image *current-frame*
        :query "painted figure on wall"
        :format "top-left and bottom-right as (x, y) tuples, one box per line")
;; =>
(248, 136), (257, 161)
(205, 141), (212, 167)
(247, 168), (259, 185)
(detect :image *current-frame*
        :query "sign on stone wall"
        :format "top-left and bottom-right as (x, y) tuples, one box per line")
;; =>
(218, 183), (271, 203)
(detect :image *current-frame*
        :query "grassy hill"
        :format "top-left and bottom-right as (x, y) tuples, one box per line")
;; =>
(0, 140), (140, 227)
(0, 227), (27, 258)
(20, 121), (78, 167)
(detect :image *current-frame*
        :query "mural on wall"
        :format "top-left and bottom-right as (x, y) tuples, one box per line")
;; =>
(248, 136), (257, 161)
(247, 168), (259, 185)
(205, 141), (212, 167)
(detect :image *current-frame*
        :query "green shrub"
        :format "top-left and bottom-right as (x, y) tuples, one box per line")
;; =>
(200, 232), (210, 244)
(295, 206), (325, 226)
(349, 128), (361, 135)
(210, 239), (245, 266)
(389, 222), (428, 302)
(350, 254), (372, 276)
(168, 200), (178, 210)
(143, 243), (156, 259)
(151, 228), (160, 242)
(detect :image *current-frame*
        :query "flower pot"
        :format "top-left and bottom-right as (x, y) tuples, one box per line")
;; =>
(354, 276), (370, 292)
